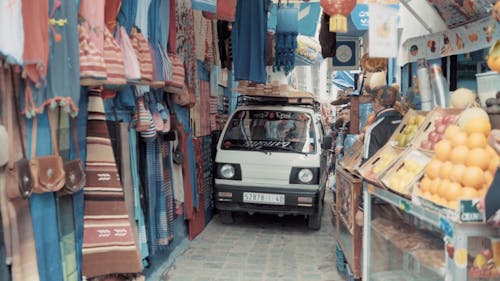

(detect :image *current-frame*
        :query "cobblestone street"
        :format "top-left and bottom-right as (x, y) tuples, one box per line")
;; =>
(161, 191), (341, 281)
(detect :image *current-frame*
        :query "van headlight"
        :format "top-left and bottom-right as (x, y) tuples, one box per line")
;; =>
(297, 168), (314, 183)
(289, 167), (319, 184)
(220, 164), (235, 178)
(216, 163), (242, 180)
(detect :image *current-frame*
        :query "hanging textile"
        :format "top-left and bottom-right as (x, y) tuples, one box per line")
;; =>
(192, 0), (217, 13)
(81, 89), (142, 278)
(170, 131), (185, 207)
(135, 0), (152, 36)
(194, 11), (209, 62)
(232, 0), (268, 83)
(161, 141), (175, 241)
(117, 0), (138, 34)
(189, 138), (205, 240)
(148, 0), (169, 48)
(319, 13), (337, 58)
(202, 0), (237, 22)
(0, 0), (24, 64)
(167, 0), (177, 53)
(128, 128), (149, 266)
(217, 21), (232, 70)
(175, 0), (198, 94)
(104, 0), (122, 32)
(32, 0), (80, 115)
(273, 6), (298, 74)
(79, 0), (106, 53)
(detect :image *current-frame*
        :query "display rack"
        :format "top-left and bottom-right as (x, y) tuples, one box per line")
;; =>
(362, 183), (500, 281)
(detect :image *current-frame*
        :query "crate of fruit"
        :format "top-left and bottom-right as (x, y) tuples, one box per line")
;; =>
(412, 107), (463, 153)
(379, 148), (432, 197)
(388, 109), (430, 149)
(356, 143), (404, 185)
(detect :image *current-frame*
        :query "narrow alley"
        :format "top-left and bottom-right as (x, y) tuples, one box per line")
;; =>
(161, 192), (342, 281)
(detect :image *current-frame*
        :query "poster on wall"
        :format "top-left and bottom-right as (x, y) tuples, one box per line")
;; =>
(368, 4), (399, 58)
(351, 0), (399, 30)
(425, 0), (496, 28)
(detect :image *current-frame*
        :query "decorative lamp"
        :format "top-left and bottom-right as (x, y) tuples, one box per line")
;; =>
(320, 0), (357, 33)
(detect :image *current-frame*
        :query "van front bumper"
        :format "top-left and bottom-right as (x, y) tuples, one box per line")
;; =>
(214, 184), (321, 216)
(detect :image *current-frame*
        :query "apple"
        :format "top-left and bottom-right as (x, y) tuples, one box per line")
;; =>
(420, 140), (432, 150)
(434, 117), (443, 128)
(436, 124), (447, 134)
(443, 115), (456, 125)
(429, 131), (441, 143)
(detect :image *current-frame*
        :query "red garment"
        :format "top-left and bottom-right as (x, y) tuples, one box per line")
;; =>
(167, 0), (177, 53)
(179, 125), (194, 220)
(22, 0), (50, 86)
(105, 0), (122, 32)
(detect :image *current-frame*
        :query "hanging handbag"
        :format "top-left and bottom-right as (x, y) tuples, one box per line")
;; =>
(139, 93), (158, 141)
(30, 111), (66, 194)
(103, 26), (127, 88)
(164, 54), (185, 94)
(78, 21), (108, 86)
(130, 27), (154, 84)
(134, 94), (152, 132)
(59, 117), (86, 195)
(202, 0), (237, 22)
(173, 85), (191, 107)
(115, 25), (141, 82)
(2, 66), (33, 200)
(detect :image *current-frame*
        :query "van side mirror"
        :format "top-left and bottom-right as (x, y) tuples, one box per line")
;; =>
(321, 135), (333, 150)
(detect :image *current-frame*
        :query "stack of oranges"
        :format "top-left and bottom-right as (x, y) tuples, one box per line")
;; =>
(418, 116), (499, 209)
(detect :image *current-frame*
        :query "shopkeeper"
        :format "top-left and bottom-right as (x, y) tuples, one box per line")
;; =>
(362, 85), (405, 161)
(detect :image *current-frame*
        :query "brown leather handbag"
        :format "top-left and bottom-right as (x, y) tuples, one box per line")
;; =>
(30, 111), (66, 193)
(1, 64), (33, 200)
(59, 117), (86, 195)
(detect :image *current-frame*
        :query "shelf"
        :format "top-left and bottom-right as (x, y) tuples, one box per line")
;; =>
(371, 270), (441, 281)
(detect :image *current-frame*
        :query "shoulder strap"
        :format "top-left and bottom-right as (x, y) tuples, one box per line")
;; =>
(11, 69), (27, 160)
(1, 63), (15, 168)
(47, 109), (60, 156)
(71, 117), (80, 160)
(31, 115), (38, 159)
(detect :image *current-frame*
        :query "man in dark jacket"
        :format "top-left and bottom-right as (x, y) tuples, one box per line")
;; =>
(362, 85), (404, 161)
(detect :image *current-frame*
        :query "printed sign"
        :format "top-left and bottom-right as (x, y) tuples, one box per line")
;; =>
(368, 4), (399, 58)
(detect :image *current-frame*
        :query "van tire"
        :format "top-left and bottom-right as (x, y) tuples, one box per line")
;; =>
(220, 211), (234, 224)
(308, 200), (323, 230)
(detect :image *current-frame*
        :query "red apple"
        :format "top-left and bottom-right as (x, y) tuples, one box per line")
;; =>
(436, 124), (447, 134)
(429, 131), (441, 143)
(421, 140), (432, 150)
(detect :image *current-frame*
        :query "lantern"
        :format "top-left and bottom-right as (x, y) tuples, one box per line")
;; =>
(320, 0), (357, 33)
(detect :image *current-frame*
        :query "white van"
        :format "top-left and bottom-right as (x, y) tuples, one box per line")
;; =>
(214, 94), (332, 229)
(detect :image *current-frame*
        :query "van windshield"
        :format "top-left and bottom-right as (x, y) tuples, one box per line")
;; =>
(221, 110), (316, 154)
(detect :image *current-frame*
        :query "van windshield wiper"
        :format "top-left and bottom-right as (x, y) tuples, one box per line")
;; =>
(256, 144), (309, 156)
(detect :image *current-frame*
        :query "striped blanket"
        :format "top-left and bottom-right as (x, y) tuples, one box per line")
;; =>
(82, 89), (142, 278)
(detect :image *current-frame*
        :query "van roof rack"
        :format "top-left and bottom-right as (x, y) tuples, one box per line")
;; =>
(237, 93), (319, 109)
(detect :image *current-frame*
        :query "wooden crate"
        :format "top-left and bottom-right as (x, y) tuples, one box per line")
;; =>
(411, 107), (463, 153)
(387, 109), (430, 149)
(378, 148), (432, 197)
(335, 167), (363, 279)
(357, 143), (404, 185)
(339, 140), (363, 173)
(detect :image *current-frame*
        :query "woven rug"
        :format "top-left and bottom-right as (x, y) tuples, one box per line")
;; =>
(82, 89), (141, 278)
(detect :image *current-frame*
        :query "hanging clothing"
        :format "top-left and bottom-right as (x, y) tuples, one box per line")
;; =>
(161, 141), (175, 241)
(217, 21), (232, 70)
(148, 0), (169, 47)
(79, 0), (105, 53)
(105, 0), (123, 32)
(193, 11), (208, 61)
(175, 0), (198, 93)
(22, 0), (49, 87)
(28, 0), (81, 115)
(81, 89), (142, 278)
(167, 0), (177, 53)
(232, 0), (267, 83)
(171, 133), (185, 205)
(117, 0), (138, 34)
(135, 0), (151, 37)
(0, 0), (24, 64)
(319, 13), (336, 58)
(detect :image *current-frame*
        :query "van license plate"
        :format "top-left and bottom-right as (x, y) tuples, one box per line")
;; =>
(243, 192), (285, 205)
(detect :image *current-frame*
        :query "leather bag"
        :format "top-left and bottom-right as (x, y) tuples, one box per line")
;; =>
(30, 112), (66, 193)
(60, 117), (86, 195)
(2, 65), (34, 200)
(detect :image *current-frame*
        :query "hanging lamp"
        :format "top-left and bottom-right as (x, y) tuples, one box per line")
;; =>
(320, 0), (357, 33)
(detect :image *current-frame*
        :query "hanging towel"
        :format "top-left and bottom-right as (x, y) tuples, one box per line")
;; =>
(81, 89), (142, 278)
(232, 0), (267, 83)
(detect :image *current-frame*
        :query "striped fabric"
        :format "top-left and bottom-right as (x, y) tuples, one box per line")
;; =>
(115, 26), (141, 82)
(164, 54), (185, 92)
(78, 22), (107, 86)
(130, 27), (154, 83)
(82, 89), (142, 278)
(161, 141), (175, 242)
(103, 27), (127, 87)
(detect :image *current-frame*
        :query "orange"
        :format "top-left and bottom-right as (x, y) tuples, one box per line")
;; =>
(488, 152), (499, 174)
(466, 148), (490, 170)
(430, 194), (441, 204)
(461, 166), (485, 189)
(446, 182), (462, 202)
(450, 145), (469, 165)
(419, 177), (432, 193)
(450, 164), (467, 183)
(435, 196), (447, 207)
(444, 125), (462, 141)
(459, 186), (479, 199)
(425, 159), (442, 179)
(421, 191), (432, 200)
(451, 131), (468, 147)
(465, 117), (491, 137)
(484, 170), (494, 187)
(429, 178), (441, 195)
(438, 179), (451, 198)
(435, 140), (452, 161)
(439, 161), (453, 179)
(478, 187), (489, 197)
(448, 200), (459, 210)
(467, 133), (487, 149)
